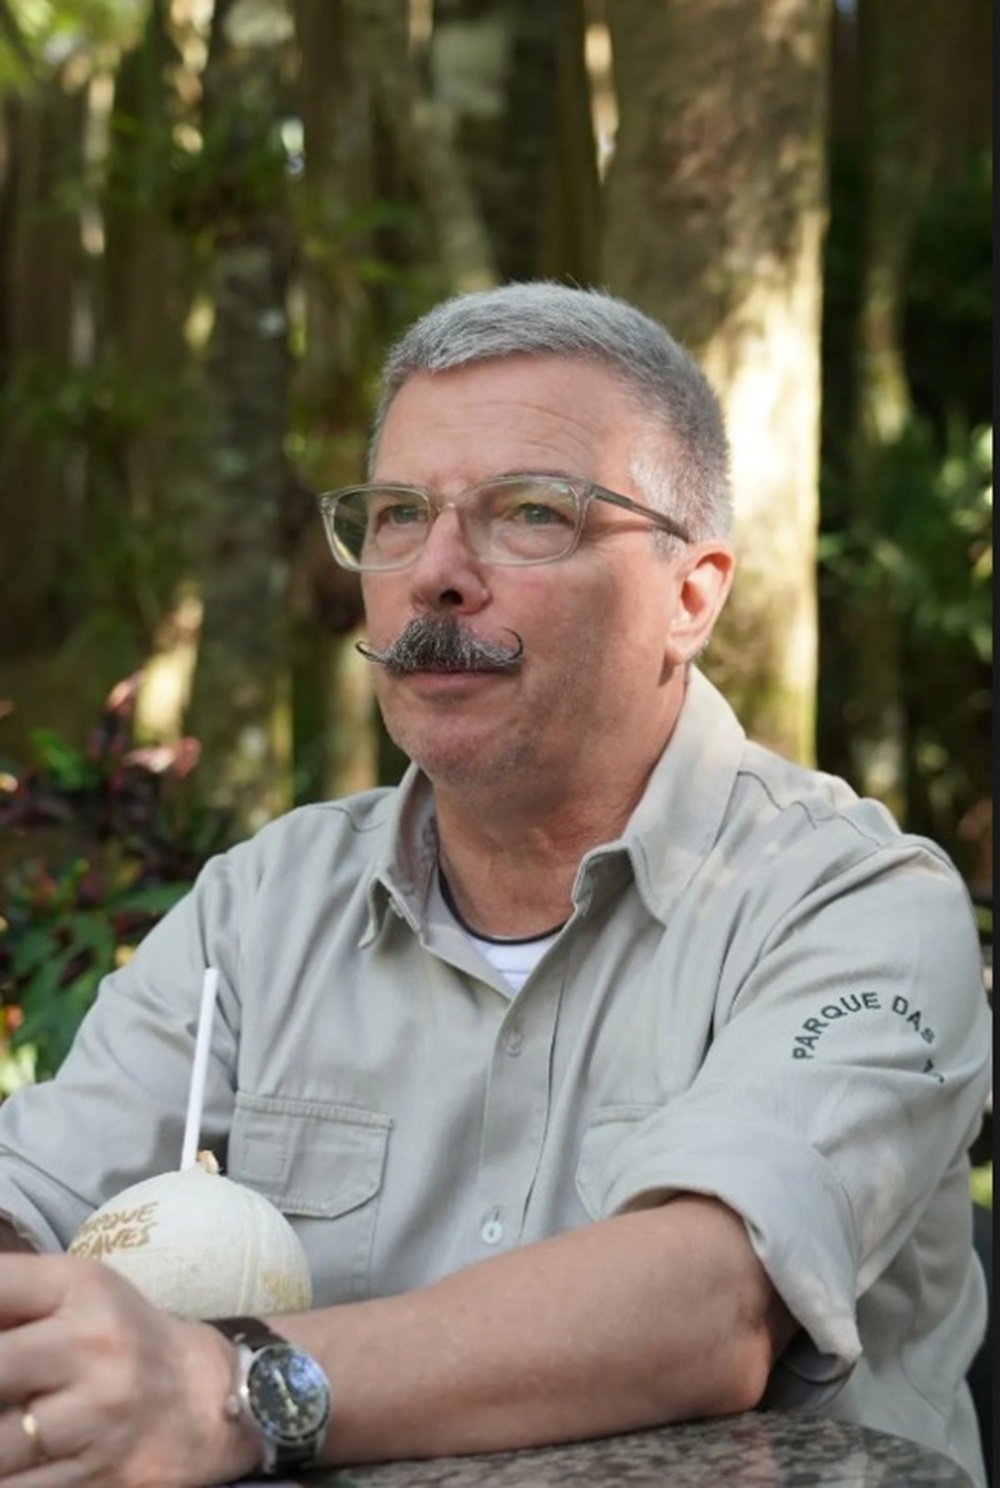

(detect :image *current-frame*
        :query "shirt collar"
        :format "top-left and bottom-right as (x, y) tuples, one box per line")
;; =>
(365, 766), (439, 940)
(577, 666), (747, 924)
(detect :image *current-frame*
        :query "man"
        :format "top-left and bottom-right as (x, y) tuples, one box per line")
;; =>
(0, 284), (990, 1487)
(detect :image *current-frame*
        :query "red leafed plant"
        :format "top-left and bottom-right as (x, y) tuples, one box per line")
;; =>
(0, 675), (233, 1083)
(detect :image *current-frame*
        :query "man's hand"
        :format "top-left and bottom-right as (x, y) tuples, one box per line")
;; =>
(0, 1254), (259, 1487)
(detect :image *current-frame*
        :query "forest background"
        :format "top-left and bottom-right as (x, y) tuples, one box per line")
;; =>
(0, 0), (992, 1184)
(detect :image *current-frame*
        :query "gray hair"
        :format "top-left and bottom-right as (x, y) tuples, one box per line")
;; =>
(370, 281), (732, 542)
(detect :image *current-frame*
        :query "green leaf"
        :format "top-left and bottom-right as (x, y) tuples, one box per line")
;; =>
(28, 728), (96, 791)
(110, 881), (192, 916)
(10, 926), (63, 977)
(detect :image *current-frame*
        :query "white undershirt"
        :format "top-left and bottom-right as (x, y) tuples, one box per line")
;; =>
(431, 875), (562, 993)
(462, 927), (561, 993)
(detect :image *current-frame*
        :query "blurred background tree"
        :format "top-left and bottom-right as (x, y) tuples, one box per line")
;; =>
(817, 0), (991, 900)
(0, 0), (991, 1090)
(601, 0), (830, 763)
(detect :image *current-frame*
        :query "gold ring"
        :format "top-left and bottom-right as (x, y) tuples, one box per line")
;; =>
(20, 1408), (49, 1464)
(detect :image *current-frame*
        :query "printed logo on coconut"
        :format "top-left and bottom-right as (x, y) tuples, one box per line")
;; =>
(70, 1203), (159, 1258)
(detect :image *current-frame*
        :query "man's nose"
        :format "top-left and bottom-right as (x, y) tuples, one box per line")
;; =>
(408, 505), (489, 612)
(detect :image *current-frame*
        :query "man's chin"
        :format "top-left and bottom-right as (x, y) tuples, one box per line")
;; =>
(392, 726), (525, 790)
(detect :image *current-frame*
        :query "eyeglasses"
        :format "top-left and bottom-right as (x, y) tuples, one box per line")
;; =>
(317, 475), (691, 572)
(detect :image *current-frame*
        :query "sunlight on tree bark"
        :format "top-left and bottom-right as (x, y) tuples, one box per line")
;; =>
(601, 0), (830, 762)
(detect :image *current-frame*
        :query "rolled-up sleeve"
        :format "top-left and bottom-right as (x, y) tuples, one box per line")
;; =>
(584, 840), (991, 1381)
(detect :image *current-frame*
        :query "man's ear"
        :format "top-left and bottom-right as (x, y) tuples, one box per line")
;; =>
(663, 542), (736, 665)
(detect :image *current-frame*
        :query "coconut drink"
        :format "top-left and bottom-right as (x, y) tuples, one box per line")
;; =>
(68, 1150), (312, 1318)
(68, 969), (312, 1319)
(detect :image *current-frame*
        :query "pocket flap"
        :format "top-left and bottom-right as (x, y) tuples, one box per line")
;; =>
(229, 1092), (391, 1219)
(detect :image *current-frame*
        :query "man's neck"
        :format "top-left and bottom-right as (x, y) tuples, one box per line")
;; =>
(433, 773), (648, 940)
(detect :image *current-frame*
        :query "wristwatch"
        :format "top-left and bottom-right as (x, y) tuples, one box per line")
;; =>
(208, 1315), (331, 1475)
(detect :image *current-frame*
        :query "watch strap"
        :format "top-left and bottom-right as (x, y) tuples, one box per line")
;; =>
(207, 1315), (289, 1351)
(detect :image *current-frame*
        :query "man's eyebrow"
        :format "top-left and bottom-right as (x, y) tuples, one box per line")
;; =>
(372, 468), (584, 488)
(481, 468), (581, 482)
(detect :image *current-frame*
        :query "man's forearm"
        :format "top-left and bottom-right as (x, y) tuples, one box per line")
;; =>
(0, 1217), (37, 1253)
(279, 1195), (795, 1465)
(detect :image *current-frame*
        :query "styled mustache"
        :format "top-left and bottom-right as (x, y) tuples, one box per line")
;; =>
(356, 615), (525, 676)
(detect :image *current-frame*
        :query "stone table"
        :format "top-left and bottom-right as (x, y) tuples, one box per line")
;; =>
(257, 1411), (973, 1486)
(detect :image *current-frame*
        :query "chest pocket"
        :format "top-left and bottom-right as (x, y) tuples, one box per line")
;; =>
(227, 1091), (391, 1299)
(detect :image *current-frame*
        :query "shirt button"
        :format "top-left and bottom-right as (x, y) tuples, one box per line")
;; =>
(480, 1209), (504, 1245)
(504, 1026), (524, 1056)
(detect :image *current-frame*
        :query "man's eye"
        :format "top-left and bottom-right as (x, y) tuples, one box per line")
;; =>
(506, 501), (573, 527)
(375, 502), (426, 528)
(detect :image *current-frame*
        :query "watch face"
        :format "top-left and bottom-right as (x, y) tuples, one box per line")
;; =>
(246, 1343), (331, 1450)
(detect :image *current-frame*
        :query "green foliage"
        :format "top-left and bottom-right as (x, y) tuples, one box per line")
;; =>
(8, 0), (142, 50)
(0, 3), (36, 88)
(0, 857), (182, 1081)
(819, 420), (992, 663)
(1, 349), (166, 446)
(970, 1165), (992, 1210)
(818, 411), (992, 872)
(0, 674), (233, 1084)
(905, 154), (992, 430)
(0, 350), (195, 638)
(167, 110), (290, 241)
(0, 0), (144, 89)
(97, 102), (292, 246)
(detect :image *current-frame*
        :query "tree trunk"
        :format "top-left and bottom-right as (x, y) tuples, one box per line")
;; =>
(0, 72), (87, 658)
(97, 0), (205, 746)
(537, 0), (602, 284)
(185, 0), (297, 833)
(285, 0), (388, 802)
(601, 0), (830, 763)
(101, 0), (191, 555)
(814, 0), (860, 788)
(429, 0), (599, 284)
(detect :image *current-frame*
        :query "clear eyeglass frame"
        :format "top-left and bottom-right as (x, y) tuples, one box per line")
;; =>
(317, 474), (692, 573)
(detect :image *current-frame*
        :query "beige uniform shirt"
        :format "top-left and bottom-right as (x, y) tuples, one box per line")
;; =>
(0, 670), (990, 1483)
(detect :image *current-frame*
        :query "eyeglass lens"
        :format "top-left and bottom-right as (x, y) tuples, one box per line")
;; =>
(330, 479), (583, 569)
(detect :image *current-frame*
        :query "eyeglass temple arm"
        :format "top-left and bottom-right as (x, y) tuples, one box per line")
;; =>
(589, 484), (691, 544)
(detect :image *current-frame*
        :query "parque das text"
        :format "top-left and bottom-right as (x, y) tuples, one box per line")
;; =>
(791, 993), (941, 1079)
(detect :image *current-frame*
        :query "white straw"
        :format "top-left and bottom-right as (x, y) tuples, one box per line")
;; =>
(180, 967), (220, 1170)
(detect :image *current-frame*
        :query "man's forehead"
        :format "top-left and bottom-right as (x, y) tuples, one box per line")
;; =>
(374, 356), (640, 480)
